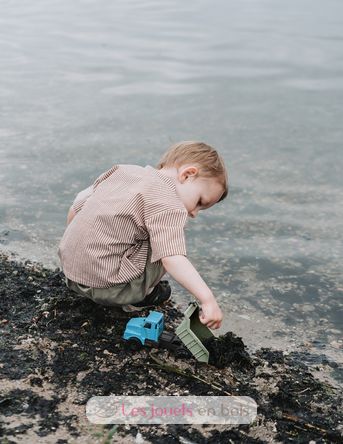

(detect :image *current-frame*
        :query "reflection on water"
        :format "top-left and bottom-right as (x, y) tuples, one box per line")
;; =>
(1, 0), (342, 370)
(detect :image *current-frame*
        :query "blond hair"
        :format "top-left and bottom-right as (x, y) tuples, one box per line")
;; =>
(157, 141), (228, 201)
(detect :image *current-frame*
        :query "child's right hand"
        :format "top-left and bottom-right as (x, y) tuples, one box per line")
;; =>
(199, 300), (223, 330)
(160, 255), (223, 329)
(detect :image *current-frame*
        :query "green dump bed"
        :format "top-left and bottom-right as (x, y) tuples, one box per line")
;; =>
(175, 302), (214, 363)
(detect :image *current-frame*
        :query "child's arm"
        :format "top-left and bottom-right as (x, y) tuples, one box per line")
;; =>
(66, 185), (94, 225)
(67, 207), (76, 225)
(161, 255), (223, 329)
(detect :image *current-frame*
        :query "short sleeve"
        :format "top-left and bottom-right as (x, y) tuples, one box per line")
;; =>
(145, 210), (188, 263)
(72, 185), (94, 214)
(71, 165), (119, 214)
(92, 165), (118, 189)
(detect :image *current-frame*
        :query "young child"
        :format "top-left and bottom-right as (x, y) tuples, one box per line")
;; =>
(58, 141), (228, 329)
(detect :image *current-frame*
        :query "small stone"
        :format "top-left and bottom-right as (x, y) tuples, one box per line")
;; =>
(274, 409), (282, 419)
(330, 341), (342, 350)
(328, 328), (341, 334)
(135, 432), (144, 443)
(73, 393), (89, 405)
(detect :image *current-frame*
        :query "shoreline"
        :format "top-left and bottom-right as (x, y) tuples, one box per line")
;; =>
(0, 252), (342, 442)
(2, 239), (342, 379)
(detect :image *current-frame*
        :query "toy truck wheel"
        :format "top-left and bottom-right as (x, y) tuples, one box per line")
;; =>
(175, 347), (192, 359)
(126, 337), (143, 351)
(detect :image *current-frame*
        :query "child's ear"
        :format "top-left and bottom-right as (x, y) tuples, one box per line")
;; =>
(179, 165), (198, 182)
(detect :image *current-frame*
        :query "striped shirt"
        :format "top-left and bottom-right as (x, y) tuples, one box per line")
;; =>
(58, 165), (188, 288)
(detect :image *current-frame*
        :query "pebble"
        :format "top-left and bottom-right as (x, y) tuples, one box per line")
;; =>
(135, 432), (144, 443)
(274, 409), (282, 419)
(237, 314), (251, 320)
(330, 341), (343, 350)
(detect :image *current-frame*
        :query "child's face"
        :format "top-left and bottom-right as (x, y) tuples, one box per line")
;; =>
(175, 165), (225, 218)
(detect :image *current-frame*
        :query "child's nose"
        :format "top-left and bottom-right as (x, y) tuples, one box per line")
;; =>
(189, 209), (198, 218)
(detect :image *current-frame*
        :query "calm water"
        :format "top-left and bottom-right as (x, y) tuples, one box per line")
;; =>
(1, 0), (342, 373)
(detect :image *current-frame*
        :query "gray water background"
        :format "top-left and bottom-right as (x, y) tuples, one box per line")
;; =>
(1, 0), (342, 376)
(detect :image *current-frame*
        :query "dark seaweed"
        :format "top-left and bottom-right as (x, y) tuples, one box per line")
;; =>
(204, 331), (253, 370)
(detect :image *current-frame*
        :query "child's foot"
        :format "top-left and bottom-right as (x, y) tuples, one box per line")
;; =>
(122, 280), (171, 312)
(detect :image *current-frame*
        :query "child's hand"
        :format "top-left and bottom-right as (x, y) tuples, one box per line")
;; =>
(199, 300), (223, 330)
(160, 255), (223, 329)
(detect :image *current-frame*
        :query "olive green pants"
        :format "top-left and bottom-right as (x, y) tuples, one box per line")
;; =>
(65, 257), (165, 307)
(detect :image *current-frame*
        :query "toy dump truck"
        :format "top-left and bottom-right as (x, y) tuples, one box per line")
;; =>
(122, 310), (190, 355)
(175, 301), (214, 363)
(122, 302), (214, 363)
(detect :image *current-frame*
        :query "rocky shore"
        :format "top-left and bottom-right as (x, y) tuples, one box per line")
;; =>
(0, 252), (342, 443)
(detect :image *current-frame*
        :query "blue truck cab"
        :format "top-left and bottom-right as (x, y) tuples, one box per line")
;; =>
(123, 311), (164, 346)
